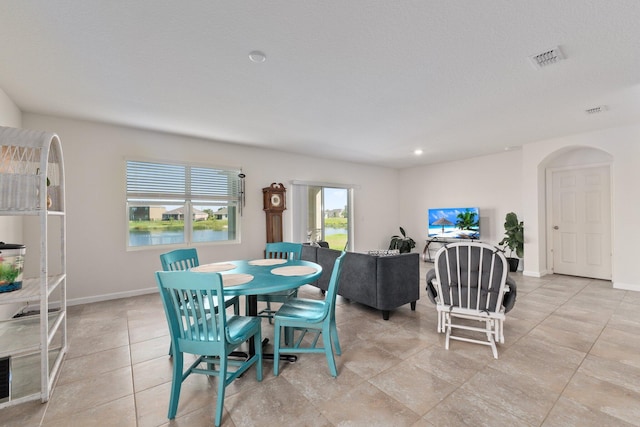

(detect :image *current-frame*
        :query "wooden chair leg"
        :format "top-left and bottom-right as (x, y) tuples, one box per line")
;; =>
(215, 356), (227, 426)
(273, 322), (281, 376)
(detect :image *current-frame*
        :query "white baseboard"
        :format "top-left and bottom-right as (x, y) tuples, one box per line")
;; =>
(67, 286), (158, 307)
(522, 269), (550, 278)
(613, 282), (640, 292)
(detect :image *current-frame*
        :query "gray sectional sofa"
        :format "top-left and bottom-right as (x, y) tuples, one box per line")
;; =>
(301, 245), (420, 320)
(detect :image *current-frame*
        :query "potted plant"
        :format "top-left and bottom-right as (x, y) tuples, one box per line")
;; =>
(498, 212), (524, 272)
(389, 227), (416, 253)
(36, 168), (52, 209)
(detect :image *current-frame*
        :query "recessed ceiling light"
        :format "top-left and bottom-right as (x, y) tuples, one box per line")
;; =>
(414, 149), (423, 155)
(248, 51), (266, 63)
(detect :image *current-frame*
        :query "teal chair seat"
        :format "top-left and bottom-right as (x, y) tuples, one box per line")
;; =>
(185, 315), (258, 344)
(156, 270), (263, 427)
(276, 299), (326, 322)
(273, 252), (346, 377)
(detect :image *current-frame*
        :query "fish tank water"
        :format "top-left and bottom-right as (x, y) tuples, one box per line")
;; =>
(0, 243), (25, 293)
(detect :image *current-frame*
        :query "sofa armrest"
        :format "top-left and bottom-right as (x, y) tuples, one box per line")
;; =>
(300, 244), (319, 286)
(376, 253), (420, 310)
(338, 252), (378, 307)
(315, 247), (342, 291)
(301, 244), (318, 263)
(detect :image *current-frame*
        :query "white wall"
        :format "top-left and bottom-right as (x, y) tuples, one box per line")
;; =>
(13, 109), (640, 303)
(22, 114), (401, 304)
(522, 124), (640, 290)
(399, 149), (523, 254)
(0, 88), (21, 127)
(0, 87), (23, 318)
(0, 88), (23, 243)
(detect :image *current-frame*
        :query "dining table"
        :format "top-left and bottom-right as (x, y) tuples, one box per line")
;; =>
(190, 258), (323, 361)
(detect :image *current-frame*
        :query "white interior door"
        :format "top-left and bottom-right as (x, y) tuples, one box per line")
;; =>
(551, 165), (611, 280)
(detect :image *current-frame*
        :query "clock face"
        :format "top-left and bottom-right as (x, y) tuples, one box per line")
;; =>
(271, 194), (282, 207)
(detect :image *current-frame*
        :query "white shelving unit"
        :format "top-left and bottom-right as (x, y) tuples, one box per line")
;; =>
(0, 126), (67, 408)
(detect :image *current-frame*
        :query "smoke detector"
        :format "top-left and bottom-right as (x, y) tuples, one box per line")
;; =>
(529, 46), (565, 69)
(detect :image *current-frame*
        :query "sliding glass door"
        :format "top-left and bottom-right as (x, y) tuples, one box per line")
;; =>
(292, 183), (353, 250)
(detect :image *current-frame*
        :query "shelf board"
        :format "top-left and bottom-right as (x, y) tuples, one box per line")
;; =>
(0, 275), (65, 304)
(0, 209), (65, 216)
(0, 311), (63, 359)
(0, 348), (63, 408)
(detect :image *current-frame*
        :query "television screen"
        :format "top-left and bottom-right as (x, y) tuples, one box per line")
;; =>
(428, 207), (480, 239)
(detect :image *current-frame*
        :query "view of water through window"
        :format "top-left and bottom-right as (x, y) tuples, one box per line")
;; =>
(129, 229), (229, 246)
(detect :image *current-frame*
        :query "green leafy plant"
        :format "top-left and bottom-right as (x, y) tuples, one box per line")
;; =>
(0, 263), (21, 284)
(498, 212), (524, 258)
(36, 168), (51, 186)
(389, 227), (416, 253)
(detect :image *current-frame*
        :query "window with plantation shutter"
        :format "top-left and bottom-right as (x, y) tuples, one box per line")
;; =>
(126, 160), (242, 248)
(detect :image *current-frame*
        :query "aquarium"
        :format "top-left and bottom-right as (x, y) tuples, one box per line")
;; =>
(0, 243), (25, 293)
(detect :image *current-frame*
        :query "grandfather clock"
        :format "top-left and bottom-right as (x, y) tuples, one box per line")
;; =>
(263, 183), (286, 243)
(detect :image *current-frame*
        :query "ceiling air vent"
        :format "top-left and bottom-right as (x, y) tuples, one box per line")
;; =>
(529, 46), (565, 69)
(585, 105), (608, 115)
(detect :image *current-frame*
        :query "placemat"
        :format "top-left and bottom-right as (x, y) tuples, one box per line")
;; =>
(191, 263), (236, 273)
(222, 273), (254, 287)
(248, 259), (288, 266)
(270, 266), (318, 276)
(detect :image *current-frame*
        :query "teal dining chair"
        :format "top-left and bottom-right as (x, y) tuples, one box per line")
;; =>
(160, 248), (240, 357)
(253, 242), (303, 323)
(155, 270), (263, 427)
(160, 248), (239, 315)
(273, 251), (346, 377)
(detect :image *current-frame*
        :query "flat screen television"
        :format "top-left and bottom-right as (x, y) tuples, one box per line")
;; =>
(428, 207), (480, 239)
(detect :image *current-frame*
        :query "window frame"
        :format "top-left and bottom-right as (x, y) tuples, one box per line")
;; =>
(125, 158), (243, 251)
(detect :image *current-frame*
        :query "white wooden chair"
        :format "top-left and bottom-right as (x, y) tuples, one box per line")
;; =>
(431, 242), (510, 358)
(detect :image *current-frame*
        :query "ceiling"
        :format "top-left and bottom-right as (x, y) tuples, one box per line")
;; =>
(1, 1), (639, 169)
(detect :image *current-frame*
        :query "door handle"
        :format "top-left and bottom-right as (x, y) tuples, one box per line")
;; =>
(553, 226), (559, 230)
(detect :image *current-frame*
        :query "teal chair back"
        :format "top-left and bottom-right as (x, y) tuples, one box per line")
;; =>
(255, 242), (304, 321)
(155, 270), (263, 426)
(265, 242), (303, 260)
(324, 251), (346, 320)
(157, 271), (227, 354)
(160, 248), (199, 271)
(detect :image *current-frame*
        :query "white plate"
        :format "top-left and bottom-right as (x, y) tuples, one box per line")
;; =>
(248, 259), (288, 266)
(222, 273), (254, 286)
(191, 263), (236, 273)
(270, 266), (318, 276)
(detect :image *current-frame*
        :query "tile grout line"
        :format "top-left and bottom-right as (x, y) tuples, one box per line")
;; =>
(537, 280), (624, 426)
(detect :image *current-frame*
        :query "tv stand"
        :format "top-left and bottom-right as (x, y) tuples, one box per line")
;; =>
(422, 237), (480, 262)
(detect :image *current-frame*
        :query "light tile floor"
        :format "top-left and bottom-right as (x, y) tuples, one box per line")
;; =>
(2, 264), (640, 426)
